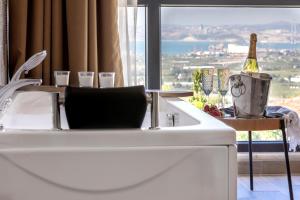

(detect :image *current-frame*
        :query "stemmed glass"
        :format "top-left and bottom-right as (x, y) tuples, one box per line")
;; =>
(201, 67), (214, 100)
(217, 67), (230, 108)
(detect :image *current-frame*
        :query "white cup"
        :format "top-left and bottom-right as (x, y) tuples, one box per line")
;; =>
(99, 72), (115, 88)
(78, 71), (94, 88)
(54, 71), (70, 87)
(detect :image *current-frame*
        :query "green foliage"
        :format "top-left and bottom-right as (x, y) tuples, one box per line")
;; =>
(189, 69), (206, 109)
(189, 95), (207, 109)
(189, 69), (224, 109)
(161, 84), (173, 91)
(192, 69), (202, 94)
(269, 82), (300, 98)
(236, 130), (283, 141)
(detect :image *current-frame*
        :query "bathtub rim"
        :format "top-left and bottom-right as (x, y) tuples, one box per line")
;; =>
(0, 92), (236, 148)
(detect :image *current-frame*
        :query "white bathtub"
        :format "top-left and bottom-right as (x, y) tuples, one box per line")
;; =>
(0, 91), (237, 200)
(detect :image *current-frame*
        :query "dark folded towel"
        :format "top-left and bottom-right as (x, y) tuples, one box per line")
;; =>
(64, 86), (147, 129)
(221, 106), (292, 118)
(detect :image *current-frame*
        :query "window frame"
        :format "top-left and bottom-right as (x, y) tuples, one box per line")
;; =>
(138, 0), (300, 89)
(138, 0), (300, 151)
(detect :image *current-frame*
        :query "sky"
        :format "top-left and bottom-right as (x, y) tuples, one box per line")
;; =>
(160, 7), (300, 25)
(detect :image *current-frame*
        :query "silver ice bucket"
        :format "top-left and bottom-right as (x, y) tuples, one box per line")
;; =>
(229, 72), (272, 118)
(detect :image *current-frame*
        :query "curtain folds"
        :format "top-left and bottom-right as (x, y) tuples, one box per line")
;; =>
(118, 0), (137, 86)
(9, 0), (124, 87)
(0, 0), (8, 85)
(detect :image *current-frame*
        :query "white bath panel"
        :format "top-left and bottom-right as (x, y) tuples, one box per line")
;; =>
(0, 146), (229, 200)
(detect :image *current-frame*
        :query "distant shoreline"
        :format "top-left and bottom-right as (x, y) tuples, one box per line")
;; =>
(136, 40), (300, 56)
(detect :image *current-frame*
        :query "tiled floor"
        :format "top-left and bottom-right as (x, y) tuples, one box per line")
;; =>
(238, 175), (300, 200)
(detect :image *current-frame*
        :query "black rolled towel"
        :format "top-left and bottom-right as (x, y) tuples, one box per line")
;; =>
(64, 86), (147, 129)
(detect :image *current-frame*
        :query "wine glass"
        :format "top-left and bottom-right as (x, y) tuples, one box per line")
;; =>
(217, 67), (230, 108)
(201, 67), (214, 100)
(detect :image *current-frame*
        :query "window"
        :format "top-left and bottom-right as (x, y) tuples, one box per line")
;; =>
(161, 7), (300, 141)
(138, 0), (300, 144)
(136, 7), (146, 85)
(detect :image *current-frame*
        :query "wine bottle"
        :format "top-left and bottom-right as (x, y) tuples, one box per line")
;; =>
(242, 33), (259, 73)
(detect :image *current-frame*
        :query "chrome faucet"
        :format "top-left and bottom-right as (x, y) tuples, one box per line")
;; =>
(10, 51), (47, 82)
(146, 91), (160, 129)
(0, 51), (47, 128)
(0, 79), (42, 130)
(0, 79), (42, 113)
(0, 50), (47, 113)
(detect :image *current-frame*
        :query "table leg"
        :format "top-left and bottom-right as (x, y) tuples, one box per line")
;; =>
(280, 120), (294, 200)
(248, 131), (254, 191)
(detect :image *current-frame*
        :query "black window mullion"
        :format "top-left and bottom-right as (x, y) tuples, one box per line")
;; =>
(145, 0), (161, 89)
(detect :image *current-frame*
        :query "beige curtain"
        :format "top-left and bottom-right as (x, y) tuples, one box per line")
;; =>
(9, 0), (124, 87)
(0, 0), (8, 85)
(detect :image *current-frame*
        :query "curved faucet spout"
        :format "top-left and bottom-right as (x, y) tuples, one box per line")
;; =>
(10, 51), (47, 82)
(0, 79), (42, 111)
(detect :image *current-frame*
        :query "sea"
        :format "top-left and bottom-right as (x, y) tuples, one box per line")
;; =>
(136, 40), (300, 55)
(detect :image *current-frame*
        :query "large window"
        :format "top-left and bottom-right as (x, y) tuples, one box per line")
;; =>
(161, 7), (300, 94)
(161, 7), (300, 110)
(138, 0), (300, 144)
(161, 7), (300, 141)
(135, 7), (146, 85)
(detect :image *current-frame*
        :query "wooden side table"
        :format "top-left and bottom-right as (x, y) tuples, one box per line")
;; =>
(219, 117), (294, 200)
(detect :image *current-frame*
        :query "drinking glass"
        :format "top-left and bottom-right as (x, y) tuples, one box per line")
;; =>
(217, 68), (230, 108)
(54, 71), (70, 87)
(78, 72), (94, 88)
(99, 72), (115, 88)
(201, 67), (214, 97)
